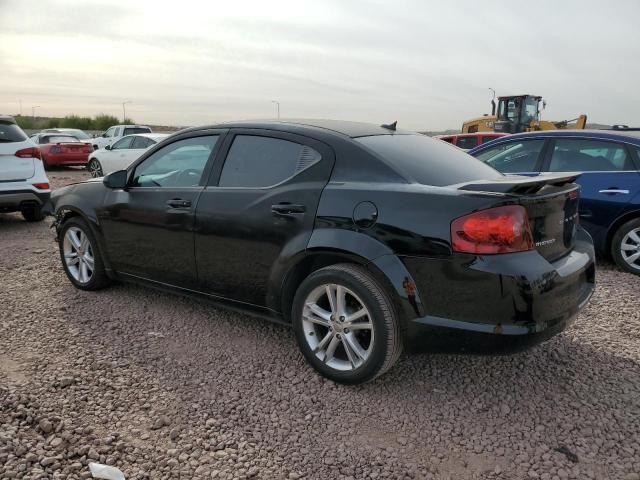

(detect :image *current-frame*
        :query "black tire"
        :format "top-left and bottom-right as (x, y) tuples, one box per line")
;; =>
(21, 206), (44, 222)
(292, 263), (402, 384)
(87, 158), (103, 178)
(58, 217), (111, 290)
(611, 218), (640, 275)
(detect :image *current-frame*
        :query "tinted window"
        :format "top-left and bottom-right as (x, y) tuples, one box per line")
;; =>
(0, 122), (28, 142)
(474, 139), (545, 173)
(549, 138), (633, 172)
(131, 136), (152, 149)
(440, 137), (454, 144)
(112, 136), (135, 150)
(456, 136), (478, 149)
(482, 136), (500, 145)
(124, 127), (152, 136)
(218, 135), (321, 188)
(132, 136), (218, 187)
(355, 134), (501, 186)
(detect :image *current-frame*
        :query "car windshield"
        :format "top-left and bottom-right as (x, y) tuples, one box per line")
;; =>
(45, 135), (80, 143)
(356, 134), (502, 186)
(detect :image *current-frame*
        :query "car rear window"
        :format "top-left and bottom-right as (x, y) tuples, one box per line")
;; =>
(355, 134), (502, 186)
(45, 135), (80, 143)
(0, 122), (28, 143)
(124, 127), (152, 136)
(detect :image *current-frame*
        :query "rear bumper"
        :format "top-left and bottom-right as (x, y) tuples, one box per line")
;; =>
(402, 228), (595, 353)
(0, 189), (51, 211)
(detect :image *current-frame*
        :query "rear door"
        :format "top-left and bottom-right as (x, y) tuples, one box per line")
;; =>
(194, 129), (335, 308)
(542, 137), (640, 239)
(474, 138), (547, 176)
(0, 121), (36, 181)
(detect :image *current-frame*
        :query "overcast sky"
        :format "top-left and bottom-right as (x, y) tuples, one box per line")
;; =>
(1, 0), (639, 130)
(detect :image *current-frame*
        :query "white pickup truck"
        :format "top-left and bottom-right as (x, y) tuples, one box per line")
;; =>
(91, 125), (152, 150)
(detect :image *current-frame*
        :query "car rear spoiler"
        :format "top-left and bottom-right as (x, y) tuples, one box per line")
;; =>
(456, 173), (579, 195)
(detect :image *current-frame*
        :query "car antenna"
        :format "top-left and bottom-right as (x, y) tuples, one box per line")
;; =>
(381, 121), (397, 131)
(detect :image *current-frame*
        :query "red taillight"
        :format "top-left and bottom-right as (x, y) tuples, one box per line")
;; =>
(84, 143), (92, 153)
(50, 146), (63, 154)
(451, 205), (534, 254)
(15, 147), (41, 159)
(32, 183), (50, 190)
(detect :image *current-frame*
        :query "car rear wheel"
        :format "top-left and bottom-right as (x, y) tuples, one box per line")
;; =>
(612, 218), (640, 275)
(21, 206), (44, 222)
(87, 158), (103, 178)
(58, 217), (111, 290)
(292, 263), (402, 384)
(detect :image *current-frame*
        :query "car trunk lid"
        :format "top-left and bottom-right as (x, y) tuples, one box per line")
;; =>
(457, 173), (580, 261)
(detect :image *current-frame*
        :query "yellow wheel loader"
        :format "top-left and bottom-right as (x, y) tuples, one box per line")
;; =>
(462, 94), (587, 134)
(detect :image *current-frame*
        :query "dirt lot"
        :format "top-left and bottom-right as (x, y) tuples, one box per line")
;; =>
(1, 168), (639, 480)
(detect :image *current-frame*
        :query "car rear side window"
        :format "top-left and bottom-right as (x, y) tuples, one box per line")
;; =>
(0, 122), (28, 142)
(124, 127), (152, 136)
(549, 138), (633, 172)
(456, 136), (479, 149)
(218, 135), (321, 188)
(131, 136), (152, 149)
(112, 136), (135, 150)
(355, 134), (501, 186)
(474, 139), (545, 173)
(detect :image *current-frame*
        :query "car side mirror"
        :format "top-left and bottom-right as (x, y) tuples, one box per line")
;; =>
(102, 133), (107, 138)
(105, 145), (111, 150)
(103, 170), (128, 189)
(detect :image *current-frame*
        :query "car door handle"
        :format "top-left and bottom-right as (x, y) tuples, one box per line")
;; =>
(598, 189), (630, 195)
(166, 198), (191, 208)
(271, 203), (306, 215)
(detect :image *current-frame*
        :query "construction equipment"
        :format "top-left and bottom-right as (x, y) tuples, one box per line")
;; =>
(462, 92), (587, 134)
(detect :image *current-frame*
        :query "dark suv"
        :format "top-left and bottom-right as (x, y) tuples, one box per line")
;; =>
(47, 120), (595, 384)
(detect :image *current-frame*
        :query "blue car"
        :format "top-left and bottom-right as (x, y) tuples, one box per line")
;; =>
(469, 129), (640, 275)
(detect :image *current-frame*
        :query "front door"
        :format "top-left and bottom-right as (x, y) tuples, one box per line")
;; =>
(99, 133), (223, 288)
(194, 130), (334, 308)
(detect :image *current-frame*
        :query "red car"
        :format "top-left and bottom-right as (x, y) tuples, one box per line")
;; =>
(437, 132), (507, 150)
(30, 133), (92, 169)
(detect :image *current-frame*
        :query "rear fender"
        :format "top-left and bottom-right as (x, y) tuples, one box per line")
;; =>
(271, 228), (424, 326)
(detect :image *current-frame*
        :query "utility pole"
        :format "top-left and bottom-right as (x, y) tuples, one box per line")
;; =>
(271, 100), (280, 120)
(122, 101), (132, 123)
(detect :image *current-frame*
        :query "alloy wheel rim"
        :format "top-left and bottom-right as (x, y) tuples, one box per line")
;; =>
(620, 227), (640, 270)
(302, 283), (374, 371)
(88, 160), (102, 178)
(63, 227), (95, 283)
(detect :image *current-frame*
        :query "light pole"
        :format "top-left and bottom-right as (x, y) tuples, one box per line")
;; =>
(32, 105), (40, 121)
(122, 101), (132, 123)
(271, 100), (280, 120)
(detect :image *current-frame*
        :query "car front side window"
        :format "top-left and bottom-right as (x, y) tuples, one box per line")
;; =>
(111, 136), (135, 150)
(475, 140), (545, 173)
(132, 136), (218, 188)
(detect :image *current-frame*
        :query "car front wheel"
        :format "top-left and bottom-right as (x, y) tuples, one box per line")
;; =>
(87, 158), (103, 178)
(612, 218), (640, 275)
(58, 217), (111, 290)
(292, 263), (402, 384)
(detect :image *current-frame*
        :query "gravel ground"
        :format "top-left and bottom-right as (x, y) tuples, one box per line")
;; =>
(1, 168), (639, 480)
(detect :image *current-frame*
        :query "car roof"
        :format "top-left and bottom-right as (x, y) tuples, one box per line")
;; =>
(116, 124), (151, 128)
(0, 115), (17, 124)
(44, 128), (83, 131)
(189, 119), (414, 138)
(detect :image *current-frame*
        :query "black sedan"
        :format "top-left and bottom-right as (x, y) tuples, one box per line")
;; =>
(46, 120), (595, 384)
